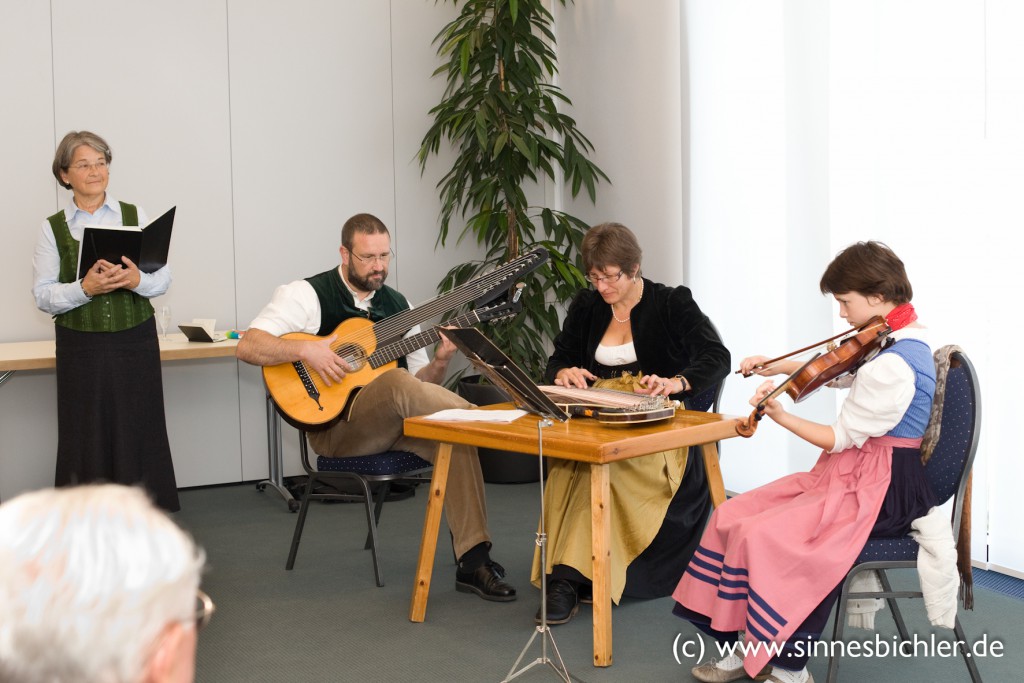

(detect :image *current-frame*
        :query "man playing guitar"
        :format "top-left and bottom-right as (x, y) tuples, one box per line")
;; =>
(236, 212), (517, 603)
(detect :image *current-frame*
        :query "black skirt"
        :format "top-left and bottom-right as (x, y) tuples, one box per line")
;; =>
(54, 317), (179, 511)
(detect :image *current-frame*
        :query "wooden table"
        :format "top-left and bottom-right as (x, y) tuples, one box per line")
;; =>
(403, 405), (743, 667)
(0, 333), (238, 377)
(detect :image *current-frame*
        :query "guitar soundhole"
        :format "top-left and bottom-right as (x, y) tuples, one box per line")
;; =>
(338, 344), (367, 372)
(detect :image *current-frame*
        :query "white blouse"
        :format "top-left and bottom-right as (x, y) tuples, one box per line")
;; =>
(594, 341), (638, 367)
(829, 327), (930, 453)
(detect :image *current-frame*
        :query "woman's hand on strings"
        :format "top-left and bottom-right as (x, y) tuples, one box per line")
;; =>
(637, 374), (683, 397)
(554, 367), (596, 389)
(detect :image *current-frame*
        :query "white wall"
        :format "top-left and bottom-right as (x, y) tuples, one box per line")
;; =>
(554, 1), (684, 285)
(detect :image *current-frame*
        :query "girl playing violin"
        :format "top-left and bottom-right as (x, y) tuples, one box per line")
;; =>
(673, 241), (936, 683)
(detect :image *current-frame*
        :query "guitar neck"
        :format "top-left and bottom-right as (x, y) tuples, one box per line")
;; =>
(368, 309), (480, 368)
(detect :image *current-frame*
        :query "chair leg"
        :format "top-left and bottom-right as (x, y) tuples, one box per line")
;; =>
(285, 475), (318, 570)
(826, 575), (852, 683)
(877, 570), (912, 648)
(355, 477), (384, 587)
(953, 615), (983, 682)
(364, 481), (392, 550)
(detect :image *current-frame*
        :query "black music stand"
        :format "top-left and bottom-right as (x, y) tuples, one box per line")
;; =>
(438, 328), (577, 683)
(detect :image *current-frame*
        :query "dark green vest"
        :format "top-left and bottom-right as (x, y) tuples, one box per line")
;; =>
(305, 268), (411, 370)
(48, 202), (154, 332)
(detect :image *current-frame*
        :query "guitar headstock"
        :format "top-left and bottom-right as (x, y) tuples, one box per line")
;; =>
(474, 297), (523, 324)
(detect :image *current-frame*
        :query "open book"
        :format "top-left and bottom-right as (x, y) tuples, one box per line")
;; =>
(77, 206), (175, 279)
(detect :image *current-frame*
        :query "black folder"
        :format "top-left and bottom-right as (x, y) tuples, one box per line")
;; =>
(77, 206), (175, 279)
(437, 327), (568, 422)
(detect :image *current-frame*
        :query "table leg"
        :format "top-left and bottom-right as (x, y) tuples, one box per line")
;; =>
(590, 462), (613, 667)
(701, 442), (726, 508)
(257, 394), (298, 512)
(410, 441), (452, 623)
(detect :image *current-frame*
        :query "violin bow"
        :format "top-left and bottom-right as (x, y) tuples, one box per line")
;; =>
(735, 317), (888, 377)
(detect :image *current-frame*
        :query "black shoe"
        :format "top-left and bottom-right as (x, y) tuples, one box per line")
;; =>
(535, 579), (580, 625)
(455, 561), (517, 602)
(577, 582), (593, 604)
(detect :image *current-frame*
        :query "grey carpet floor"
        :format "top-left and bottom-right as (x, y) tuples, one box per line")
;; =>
(175, 482), (1020, 682)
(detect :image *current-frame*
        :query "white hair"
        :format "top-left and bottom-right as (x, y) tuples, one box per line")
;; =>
(0, 485), (205, 683)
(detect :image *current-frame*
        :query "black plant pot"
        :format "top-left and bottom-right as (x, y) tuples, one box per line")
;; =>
(457, 375), (542, 484)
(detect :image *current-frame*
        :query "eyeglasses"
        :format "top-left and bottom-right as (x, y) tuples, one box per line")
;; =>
(69, 160), (108, 172)
(195, 589), (216, 632)
(348, 249), (395, 265)
(586, 270), (626, 286)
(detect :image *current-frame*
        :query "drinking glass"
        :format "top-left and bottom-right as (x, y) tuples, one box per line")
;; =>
(158, 305), (171, 339)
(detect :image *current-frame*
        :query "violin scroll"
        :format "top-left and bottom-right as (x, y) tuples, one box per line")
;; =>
(735, 408), (761, 437)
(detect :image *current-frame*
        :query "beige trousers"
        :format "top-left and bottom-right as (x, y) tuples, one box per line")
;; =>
(306, 368), (490, 559)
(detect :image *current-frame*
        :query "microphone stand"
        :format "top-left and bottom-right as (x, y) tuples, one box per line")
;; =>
(501, 418), (577, 683)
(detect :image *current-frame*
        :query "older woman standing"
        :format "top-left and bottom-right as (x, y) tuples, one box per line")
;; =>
(533, 222), (730, 624)
(32, 131), (178, 511)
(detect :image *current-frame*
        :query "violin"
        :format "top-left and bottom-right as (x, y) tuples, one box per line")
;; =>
(735, 316), (891, 437)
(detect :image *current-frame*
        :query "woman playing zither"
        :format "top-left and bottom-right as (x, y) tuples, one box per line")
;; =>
(672, 241), (939, 683)
(533, 222), (730, 625)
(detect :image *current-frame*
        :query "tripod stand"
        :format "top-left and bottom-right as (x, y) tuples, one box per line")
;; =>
(501, 418), (579, 683)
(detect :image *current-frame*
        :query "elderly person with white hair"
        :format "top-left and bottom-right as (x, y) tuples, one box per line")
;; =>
(0, 484), (208, 683)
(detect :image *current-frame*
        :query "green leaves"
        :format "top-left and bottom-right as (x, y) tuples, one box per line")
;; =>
(420, 0), (609, 381)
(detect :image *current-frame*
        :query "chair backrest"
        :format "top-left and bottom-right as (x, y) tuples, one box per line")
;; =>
(688, 377), (725, 413)
(923, 350), (981, 543)
(687, 319), (727, 413)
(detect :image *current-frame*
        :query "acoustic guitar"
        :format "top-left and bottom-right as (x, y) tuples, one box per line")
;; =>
(265, 248), (547, 428)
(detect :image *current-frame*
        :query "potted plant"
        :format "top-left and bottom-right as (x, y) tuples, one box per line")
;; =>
(419, 0), (608, 481)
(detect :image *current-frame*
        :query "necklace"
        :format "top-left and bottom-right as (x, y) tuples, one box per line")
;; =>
(610, 278), (643, 323)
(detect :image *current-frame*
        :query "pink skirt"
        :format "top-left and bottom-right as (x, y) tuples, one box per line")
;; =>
(672, 436), (921, 676)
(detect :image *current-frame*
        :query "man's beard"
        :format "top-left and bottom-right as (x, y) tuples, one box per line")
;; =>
(346, 263), (387, 292)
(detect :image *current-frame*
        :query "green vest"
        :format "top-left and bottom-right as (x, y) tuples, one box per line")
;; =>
(305, 268), (411, 370)
(48, 202), (154, 332)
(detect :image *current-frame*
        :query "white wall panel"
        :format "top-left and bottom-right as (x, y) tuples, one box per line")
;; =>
(51, 0), (237, 330)
(228, 0), (399, 480)
(2, 0), (59, 343)
(0, 374), (58, 501)
(390, 0), (473, 303)
(556, 1), (684, 286)
(47, 0), (241, 486)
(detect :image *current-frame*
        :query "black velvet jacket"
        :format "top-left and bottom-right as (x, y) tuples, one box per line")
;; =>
(544, 278), (730, 401)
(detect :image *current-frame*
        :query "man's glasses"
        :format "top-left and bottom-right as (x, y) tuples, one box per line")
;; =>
(586, 270), (625, 286)
(69, 160), (108, 173)
(348, 249), (395, 265)
(195, 589), (216, 632)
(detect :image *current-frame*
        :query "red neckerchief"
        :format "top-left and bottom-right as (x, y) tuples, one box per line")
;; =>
(885, 303), (917, 331)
